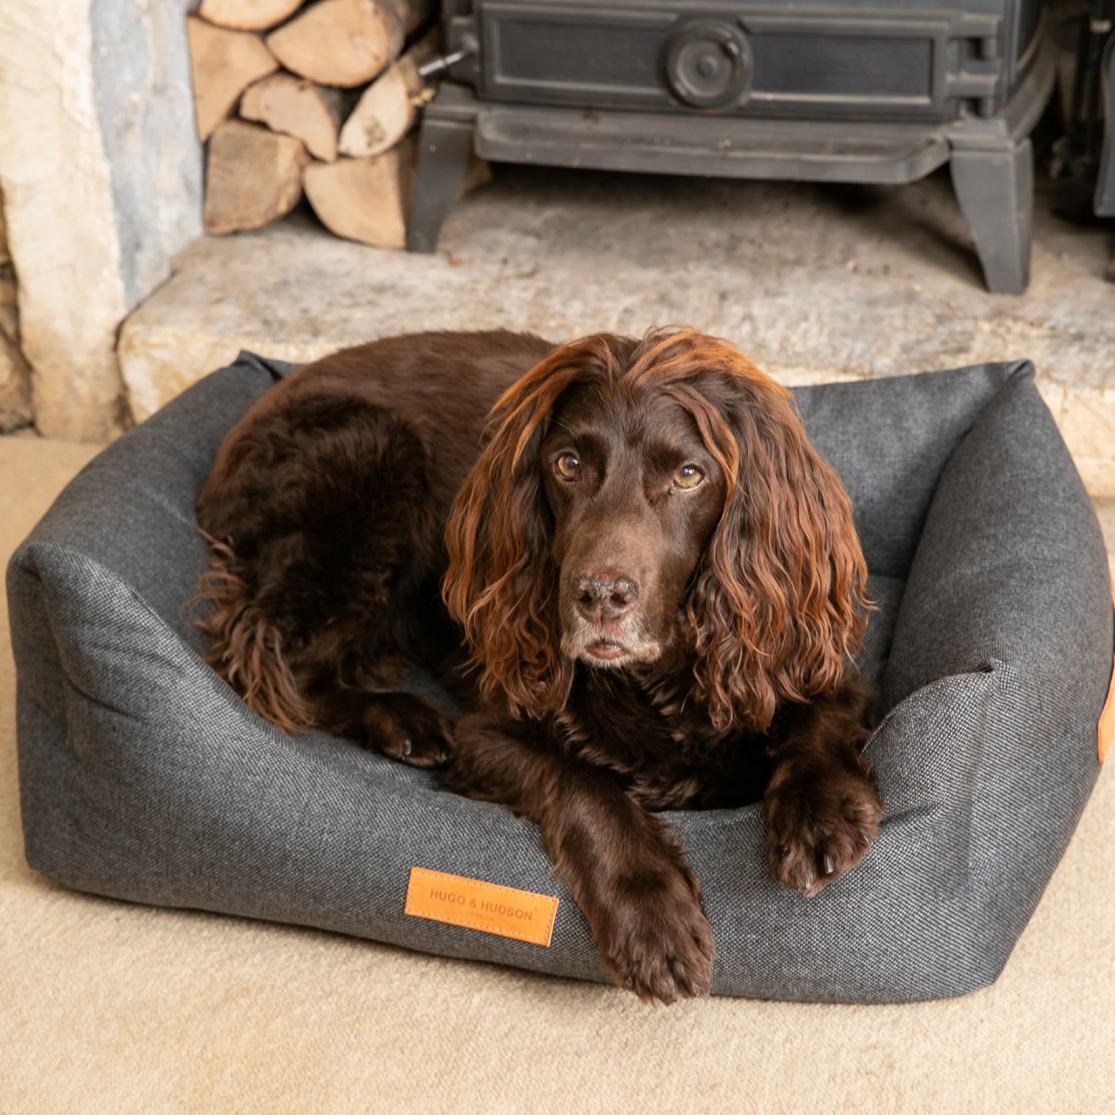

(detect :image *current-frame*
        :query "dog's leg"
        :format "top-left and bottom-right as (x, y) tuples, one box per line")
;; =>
(441, 713), (716, 1003)
(762, 679), (883, 896)
(314, 686), (454, 768)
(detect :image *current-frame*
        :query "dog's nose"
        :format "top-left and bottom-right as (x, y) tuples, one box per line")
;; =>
(573, 572), (639, 622)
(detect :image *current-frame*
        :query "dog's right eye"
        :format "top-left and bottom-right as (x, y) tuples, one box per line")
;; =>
(554, 453), (581, 481)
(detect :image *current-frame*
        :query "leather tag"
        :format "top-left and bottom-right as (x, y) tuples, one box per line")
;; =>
(404, 867), (559, 947)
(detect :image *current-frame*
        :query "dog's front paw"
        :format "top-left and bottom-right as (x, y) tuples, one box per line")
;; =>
(595, 864), (716, 1005)
(764, 756), (882, 897)
(364, 692), (456, 768)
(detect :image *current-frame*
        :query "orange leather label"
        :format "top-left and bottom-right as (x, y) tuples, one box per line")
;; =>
(404, 867), (559, 947)
(1100, 577), (1115, 763)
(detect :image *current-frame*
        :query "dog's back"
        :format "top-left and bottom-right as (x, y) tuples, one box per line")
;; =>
(194, 330), (554, 739)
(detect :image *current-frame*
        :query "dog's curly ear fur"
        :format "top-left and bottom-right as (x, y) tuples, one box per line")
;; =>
(443, 338), (618, 718)
(445, 328), (867, 731)
(676, 343), (868, 733)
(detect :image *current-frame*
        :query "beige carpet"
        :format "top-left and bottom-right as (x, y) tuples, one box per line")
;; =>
(2, 437), (1113, 1115)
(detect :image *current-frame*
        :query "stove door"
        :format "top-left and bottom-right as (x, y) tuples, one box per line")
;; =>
(456, 1), (1005, 122)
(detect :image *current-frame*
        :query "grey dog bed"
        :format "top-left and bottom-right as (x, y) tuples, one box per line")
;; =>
(8, 352), (1113, 1003)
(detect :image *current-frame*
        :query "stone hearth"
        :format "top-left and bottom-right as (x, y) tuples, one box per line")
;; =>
(120, 162), (1115, 494)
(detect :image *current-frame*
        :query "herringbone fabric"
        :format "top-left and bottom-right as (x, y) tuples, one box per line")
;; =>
(8, 354), (1111, 1002)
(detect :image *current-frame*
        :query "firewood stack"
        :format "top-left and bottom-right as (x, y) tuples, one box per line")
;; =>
(186, 0), (487, 248)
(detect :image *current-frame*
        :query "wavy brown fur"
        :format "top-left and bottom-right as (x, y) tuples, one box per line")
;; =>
(442, 329), (868, 731)
(194, 532), (314, 734)
(194, 327), (882, 1005)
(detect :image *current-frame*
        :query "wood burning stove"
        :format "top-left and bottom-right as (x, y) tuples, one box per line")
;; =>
(407, 0), (1055, 292)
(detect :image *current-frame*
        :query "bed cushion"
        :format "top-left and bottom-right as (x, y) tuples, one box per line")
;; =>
(8, 352), (1112, 1003)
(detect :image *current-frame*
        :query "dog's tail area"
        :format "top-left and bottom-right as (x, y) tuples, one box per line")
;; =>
(194, 532), (315, 735)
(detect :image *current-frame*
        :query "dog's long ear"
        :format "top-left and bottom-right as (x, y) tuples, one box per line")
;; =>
(443, 341), (608, 719)
(682, 356), (868, 734)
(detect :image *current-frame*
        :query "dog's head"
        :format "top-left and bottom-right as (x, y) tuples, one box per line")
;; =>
(443, 329), (867, 732)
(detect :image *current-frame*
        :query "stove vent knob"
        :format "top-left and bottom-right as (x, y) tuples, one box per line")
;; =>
(663, 20), (753, 109)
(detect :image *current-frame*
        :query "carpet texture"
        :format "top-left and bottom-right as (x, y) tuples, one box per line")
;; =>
(1, 436), (1113, 1114)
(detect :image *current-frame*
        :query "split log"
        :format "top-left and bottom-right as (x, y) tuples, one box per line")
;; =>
(379, 0), (435, 40)
(187, 16), (279, 141)
(203, 120), (306, 235)
(337, 30), (437, 158)
(197, 0), (306, 32)
(304, 141), (416, 249)
(304, 140), (491, 249)
(240, 73), (350, 162)
(265, 0), (433, 87)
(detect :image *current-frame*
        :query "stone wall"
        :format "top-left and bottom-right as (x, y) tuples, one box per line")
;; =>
(0, 0), (203, 440)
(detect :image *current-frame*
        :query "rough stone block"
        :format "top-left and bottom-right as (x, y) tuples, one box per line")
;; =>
(0, 0), (201, 440)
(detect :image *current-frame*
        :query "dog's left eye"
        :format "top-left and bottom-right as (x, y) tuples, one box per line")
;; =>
(555, 453), (581, 481)
(672, 465), (704, 491)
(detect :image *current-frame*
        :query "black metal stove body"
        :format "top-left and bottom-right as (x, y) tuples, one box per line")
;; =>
(408, 0), (1055, 292)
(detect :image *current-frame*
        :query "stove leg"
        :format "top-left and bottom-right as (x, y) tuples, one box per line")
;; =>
(407, 116), (475, 253)
(950, 138), (1034, 294)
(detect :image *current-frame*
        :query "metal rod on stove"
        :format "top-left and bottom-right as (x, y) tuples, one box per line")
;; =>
(417, 38), (478, 80)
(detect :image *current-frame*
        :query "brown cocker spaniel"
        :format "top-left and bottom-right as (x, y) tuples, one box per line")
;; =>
(196, 328), (883, 1003)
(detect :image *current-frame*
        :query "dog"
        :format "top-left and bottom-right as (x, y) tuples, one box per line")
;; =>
(195, 328), (883, 1003)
